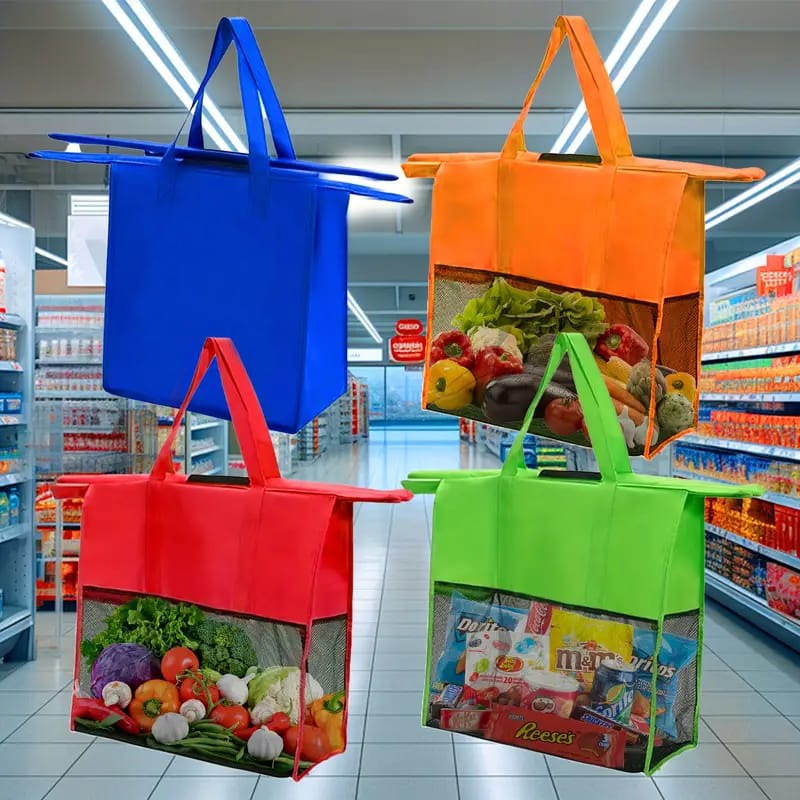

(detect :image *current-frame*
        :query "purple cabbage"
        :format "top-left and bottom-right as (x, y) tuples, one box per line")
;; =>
(90, 643), (161, 698)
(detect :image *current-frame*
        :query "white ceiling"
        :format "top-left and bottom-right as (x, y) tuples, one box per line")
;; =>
(1, 0), (799, 343)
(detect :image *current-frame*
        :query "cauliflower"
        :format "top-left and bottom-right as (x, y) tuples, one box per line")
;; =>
(656, 393), (694, 438)
(246, 666), (324, 725)
(468, 326), (523, 364)
(627, 360), (666, 408)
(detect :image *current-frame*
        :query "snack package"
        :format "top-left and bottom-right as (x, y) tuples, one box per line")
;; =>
(549, 609), (634, 703)
(630, 630), (697, 742)
(463, 627), (549, 707)
(433, 592), (528, 686)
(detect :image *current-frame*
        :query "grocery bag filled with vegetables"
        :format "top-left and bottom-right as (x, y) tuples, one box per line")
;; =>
(55, 338), (411, 781)
(403, 333), (761, 774)
(403, 15), (764, 457)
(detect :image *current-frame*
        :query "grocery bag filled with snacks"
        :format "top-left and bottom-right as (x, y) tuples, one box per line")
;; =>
(404, 333), (761, 774)
(403, 15), (763, 457)
(54, 338), (411, 781)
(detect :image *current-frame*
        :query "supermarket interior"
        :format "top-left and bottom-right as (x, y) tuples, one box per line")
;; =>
(2, 1), (800, 799)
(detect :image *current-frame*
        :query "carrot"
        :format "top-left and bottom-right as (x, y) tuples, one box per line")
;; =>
(609, 397), (645, 426)
(602, 374), (646, 414)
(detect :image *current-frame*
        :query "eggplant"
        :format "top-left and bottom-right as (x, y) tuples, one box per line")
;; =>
(482, 372), (576, 425)
(524, 335), (576, 392)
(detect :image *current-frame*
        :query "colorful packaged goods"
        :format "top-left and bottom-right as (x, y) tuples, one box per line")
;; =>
(697, 409), (800, 450)
(699, 356), (800, 396)
(765, 562), (800, 619)
(424, 590), (701, 773)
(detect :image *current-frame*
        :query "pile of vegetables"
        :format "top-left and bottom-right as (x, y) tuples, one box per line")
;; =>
(74, 597), (346, 775)
(428, 277), (696, 451)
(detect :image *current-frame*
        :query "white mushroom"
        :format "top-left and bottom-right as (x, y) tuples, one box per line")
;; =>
(102, 681), (132, 709)
(179, 699), (206, 723)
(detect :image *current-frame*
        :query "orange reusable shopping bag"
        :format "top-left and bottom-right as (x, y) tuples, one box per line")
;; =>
(404, 15), (764, 457)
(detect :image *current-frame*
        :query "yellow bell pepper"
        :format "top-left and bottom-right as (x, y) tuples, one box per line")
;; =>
(666, 372), (696, 403)
(310, 691), (345, 753)
(427, 359), (475, 410)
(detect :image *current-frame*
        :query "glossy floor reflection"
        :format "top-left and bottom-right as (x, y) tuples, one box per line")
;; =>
(1, 430), (798, 799)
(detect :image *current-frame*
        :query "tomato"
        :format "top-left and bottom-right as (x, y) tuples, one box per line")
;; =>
(544, 398), (583, 436)
(209, 702), (250, 731)
(283, 725), (330, 762)
(267, 712), (291, 734)
(161, 647), (199, 683)
(179, 675), (220, 708)
(300, 726), (330, 762)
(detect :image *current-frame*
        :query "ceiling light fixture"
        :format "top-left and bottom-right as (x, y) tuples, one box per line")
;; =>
(103, 1), (384, 344)
(348, 291), (383, 343)
(100, 0), (231, 151)
(705, 157), (800, 230)
(124, 0), (246, 153)
(552, 0), (681, 154)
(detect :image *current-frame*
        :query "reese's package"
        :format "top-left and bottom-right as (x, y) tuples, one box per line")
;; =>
(630, 630), (697, 742)
(549, 608), (634, 701)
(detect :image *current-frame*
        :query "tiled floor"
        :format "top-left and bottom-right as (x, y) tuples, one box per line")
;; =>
(1, 430), (799, 799)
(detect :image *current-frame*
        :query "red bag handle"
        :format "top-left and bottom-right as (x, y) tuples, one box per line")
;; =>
(501, 16), (633, 164)
(151, 338), (280, 485)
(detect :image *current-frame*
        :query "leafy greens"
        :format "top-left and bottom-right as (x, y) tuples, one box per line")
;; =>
(452, 277), (607, 355)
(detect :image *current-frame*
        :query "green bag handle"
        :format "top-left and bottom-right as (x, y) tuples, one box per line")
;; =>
(501, 332), (633, 482)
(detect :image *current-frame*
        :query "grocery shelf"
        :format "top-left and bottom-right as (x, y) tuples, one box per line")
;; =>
(702, 342), (800, 363)
(0, 606), (33, 645)
(190, 444), (221, 458)
(39, 556), (80, 563)
(701, 393), (800, 403)
(190, 420), (223, 431)
(0, 313), (26, 328)
(36, 358), (102, 366)
(672, 469), (800, 510)
(0, 523), (30, 545)
(0, 360), (23, 373)
(706, 523), (800, 572)
(682, 435), (800, 462)
(36, 522), (80, 529)
(0, 472), (28, 487)
(706, 570), (800, 653)
(37, 391), (109, 399)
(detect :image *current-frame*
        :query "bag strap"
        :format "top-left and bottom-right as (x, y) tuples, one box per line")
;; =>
(501, 15), (633, 164)
(501, 332), (632, 482)
(151, 338), (280, 486)
(188, 17), (294, 160)
(40, 133), (403, 182)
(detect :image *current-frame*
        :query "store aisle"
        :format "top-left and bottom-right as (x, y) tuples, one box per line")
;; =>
(1, 431), (799, 800)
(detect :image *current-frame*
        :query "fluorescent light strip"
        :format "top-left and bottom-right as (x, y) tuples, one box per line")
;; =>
(101, 0), (230, 151)
(0, 212), (68, 266)
(106, 2), (384, 343)
(705, 156), (800, 227)
(552, 0), (658, 154)
(562, 0), (681, 154)
(125, 0), (246, 153)
(348, 292), (383, 343)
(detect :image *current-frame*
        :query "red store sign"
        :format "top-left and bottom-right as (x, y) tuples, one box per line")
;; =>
(390, 319), (426, 363)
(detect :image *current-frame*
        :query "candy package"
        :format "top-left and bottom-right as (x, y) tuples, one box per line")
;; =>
(549, 608), (634, 704)
(630, 630), (697, 742)
(433, 592), (527, 686)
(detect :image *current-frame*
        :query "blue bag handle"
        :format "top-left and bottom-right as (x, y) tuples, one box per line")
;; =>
(42, 133), (401, 183)
(188, 17), (294, 160)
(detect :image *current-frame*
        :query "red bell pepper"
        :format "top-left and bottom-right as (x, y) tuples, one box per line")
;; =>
(233, 725), (259, 741)
(595, 324), (648, 366)
(472, 346), (523, 400)
(430, 330), (474, 368)
(72, 697), (140, 736)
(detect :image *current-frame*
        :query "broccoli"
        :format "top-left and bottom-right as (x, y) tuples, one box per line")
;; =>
(195, 619), (257, 678)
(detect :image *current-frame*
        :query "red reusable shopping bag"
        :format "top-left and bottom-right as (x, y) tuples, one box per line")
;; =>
(55, 338), (411, 780)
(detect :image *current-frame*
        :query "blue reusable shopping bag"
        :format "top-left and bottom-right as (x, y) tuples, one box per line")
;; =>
(30, 17), (410, 432)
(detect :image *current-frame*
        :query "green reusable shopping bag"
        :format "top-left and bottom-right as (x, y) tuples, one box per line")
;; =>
(403, 332), (760, 775)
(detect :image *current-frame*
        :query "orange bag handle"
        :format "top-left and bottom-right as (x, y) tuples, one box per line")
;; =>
(502, 16), (633, 164)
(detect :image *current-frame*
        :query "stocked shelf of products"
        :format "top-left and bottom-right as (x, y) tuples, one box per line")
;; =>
(33, 296), (158, 612)
(0, 217), (35, 662)
(678, 242), (800, 651)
